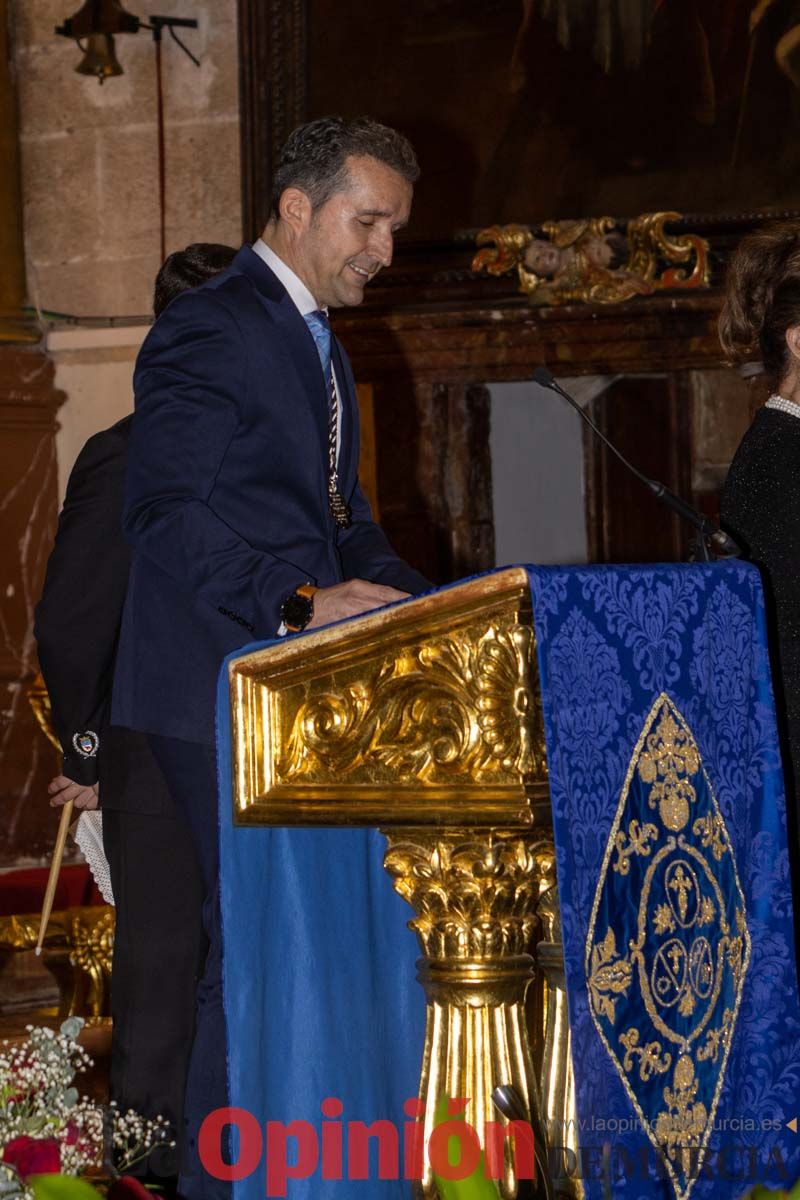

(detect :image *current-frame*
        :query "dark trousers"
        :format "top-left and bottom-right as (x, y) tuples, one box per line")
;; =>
(102, 803), (206, 1184)
(147, 735), (230, 1200)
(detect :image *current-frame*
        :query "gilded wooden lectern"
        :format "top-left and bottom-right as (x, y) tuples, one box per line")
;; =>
(226, 567), (575, 1199)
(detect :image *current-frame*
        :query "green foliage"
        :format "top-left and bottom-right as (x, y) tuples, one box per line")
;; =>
(30, 1177), (103, 1200)
(431, 1094), (501, 1200)
(741, 1183), (800, 1200)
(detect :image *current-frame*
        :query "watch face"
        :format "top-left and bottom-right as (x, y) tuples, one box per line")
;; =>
(281, 590), (314, 630)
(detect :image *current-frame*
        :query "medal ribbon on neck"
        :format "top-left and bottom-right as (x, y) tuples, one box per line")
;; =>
(303, 309), (352, 529)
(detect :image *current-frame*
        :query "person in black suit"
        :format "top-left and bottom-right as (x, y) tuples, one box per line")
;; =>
(34, 242), (236, 1192)
(111, 116), (430, 1200)
(721, 221), (800, 832)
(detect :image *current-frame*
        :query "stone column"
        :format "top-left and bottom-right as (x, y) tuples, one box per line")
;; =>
(0, 0), (66, 866)
(0, 0), (35, 343)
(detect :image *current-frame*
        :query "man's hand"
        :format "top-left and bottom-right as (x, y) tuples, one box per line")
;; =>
(307, 579), (409, 629)
(48, 775), (99, 810)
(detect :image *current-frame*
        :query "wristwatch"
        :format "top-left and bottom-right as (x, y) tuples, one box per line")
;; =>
(280, 584), (317, 633)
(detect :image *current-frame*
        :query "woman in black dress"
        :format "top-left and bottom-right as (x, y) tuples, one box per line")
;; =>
(721, 221), (800, 811)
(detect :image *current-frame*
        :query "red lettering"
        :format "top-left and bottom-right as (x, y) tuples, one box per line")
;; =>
(484, 1120), (535, 1180)
(198, 1106), (262, 1182)
(348, 1120), (400, 1180)
(321, 1097), (343, 1180)
(403, 1098), (426, 1180)
(265, 1121), (319, 1197)
(428, 1118), (482, 1181)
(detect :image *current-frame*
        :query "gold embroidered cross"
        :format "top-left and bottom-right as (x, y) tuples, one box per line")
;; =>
(667, 943), (683, 975)
(668, 865), (693, 922)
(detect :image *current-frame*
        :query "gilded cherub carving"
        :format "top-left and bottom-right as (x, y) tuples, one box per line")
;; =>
(473, 212), (710, 306)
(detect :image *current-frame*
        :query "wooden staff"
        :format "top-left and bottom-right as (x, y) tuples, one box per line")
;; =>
(35, 799), (73, 955)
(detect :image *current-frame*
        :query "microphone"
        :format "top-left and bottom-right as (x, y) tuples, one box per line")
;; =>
(531, 367), (741, 559)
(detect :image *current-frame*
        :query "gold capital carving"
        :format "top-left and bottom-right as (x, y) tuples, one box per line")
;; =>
(227, 569), (577, 1199)
(383, 830), (552, 962)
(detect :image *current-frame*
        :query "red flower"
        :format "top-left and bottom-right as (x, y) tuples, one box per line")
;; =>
(108, 1177), (166, 1199)
(2, 1135), (61, 1179)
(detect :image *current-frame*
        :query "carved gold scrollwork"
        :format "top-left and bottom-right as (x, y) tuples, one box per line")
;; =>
(228, 570), (565, 1198)
(279, 622), (542, 788)
(472, 212), (710, 306)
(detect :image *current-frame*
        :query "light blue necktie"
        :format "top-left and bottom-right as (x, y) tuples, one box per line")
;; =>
(302, 309), (352, 528)
(303, 308), (332, 382)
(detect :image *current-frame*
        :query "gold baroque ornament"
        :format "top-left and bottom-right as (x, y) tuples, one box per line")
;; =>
(278, 622), (541, 787)
(382, 828), (559, 1199)
(0, 905), (114, 1018)
(228, 568), (550, 829)
(585, 693), (750, 1200)
(382, 831), (552, 960)
(69, 908), (114, 1017)
(471, 212), (710, 306)
(226, 570), (565, 1199)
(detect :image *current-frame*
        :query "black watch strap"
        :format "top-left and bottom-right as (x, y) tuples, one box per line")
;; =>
(280, 584), (316, 633)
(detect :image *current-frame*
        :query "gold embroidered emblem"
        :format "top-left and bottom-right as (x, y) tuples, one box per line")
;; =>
(586, 693), (751, 1200)
(613, 818), (660, 875)
(638, 707), (700, 831)
(655, 1055), (708, 1162)
(619, 1027), (672, 1081)
(588, 928), (632, 1023)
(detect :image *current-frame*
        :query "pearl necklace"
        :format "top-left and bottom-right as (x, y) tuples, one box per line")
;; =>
(766, 393), (800, 419)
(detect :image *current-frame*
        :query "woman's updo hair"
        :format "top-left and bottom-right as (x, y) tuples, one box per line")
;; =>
(719, 220), (800, 383)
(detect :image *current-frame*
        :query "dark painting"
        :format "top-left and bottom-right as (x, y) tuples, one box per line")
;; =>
(307, 0), (800, 236)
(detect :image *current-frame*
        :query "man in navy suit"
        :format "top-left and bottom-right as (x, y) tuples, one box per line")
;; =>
(35, 244), (236, 1196)
(111, 116), (429, 1198)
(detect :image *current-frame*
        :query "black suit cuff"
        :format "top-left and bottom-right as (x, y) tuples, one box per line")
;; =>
(61, 751), (99, 787)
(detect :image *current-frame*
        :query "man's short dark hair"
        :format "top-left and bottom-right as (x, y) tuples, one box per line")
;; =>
(153, 242), (237, 316)
(269, 116), (419, 220)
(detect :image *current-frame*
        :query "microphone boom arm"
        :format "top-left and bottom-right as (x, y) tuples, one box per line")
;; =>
(531, 367), (740, 559)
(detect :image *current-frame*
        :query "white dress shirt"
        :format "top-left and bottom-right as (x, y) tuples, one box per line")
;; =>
(252, 239), (342, 464)
(252, 239), (345, 634)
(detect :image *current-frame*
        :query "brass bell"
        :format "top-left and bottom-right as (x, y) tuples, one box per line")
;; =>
(75, 32), (124, 83)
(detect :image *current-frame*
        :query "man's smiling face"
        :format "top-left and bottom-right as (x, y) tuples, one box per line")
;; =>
(294, 154), (412, 309)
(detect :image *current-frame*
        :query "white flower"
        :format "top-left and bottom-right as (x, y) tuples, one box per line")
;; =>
(0, 1022), (172, 1181)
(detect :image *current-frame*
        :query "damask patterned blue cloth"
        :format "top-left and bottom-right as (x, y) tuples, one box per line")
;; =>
(215, 638), (426, 1200)
(215, 562), (800, 1200)
(527, 561), (800, 1200)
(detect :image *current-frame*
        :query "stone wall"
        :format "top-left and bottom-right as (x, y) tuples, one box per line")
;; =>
(46, 325), (145, 498)
(9, 0), (241, 319)
(689, 369), (766, 499)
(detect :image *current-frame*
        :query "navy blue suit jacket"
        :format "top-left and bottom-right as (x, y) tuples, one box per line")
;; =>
(112, 246), (429, 744)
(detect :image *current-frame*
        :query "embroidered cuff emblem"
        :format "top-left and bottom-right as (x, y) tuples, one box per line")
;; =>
(72, 730), (99, 759)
